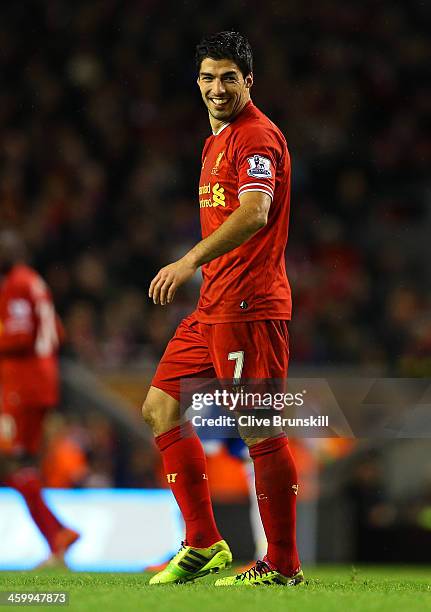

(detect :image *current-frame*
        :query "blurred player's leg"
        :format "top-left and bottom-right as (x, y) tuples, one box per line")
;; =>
(4, 465), (79, 567)
(244, 458), (267, 559)
(0, 406), (79, 568)
(222, 438), (267, 561)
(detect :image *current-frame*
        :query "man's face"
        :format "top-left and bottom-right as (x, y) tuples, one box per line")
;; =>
(197, 58), (253, 123)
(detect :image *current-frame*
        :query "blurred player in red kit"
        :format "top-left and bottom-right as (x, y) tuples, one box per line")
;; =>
(0, 230), (79, 567)
(143, 32), (303, 586)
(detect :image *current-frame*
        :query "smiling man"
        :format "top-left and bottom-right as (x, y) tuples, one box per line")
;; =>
(143, 31), (303, 587)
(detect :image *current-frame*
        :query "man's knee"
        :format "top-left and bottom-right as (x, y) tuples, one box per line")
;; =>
(142, 387), (180, 436)
(141, 399), (154, 428)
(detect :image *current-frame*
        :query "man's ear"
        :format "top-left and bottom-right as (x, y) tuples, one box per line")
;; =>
(245, 73), (253, 89)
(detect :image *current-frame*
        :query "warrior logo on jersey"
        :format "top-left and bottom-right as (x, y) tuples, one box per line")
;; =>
(247, 154), (272, 178)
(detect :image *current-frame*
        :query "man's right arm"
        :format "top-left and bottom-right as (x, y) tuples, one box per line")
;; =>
(149, 191), (271, 305)
(185, 190), (270, 267)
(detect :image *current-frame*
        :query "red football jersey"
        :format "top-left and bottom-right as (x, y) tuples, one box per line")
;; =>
(0, 264), (61, 410)
(196, 101), (292, 323)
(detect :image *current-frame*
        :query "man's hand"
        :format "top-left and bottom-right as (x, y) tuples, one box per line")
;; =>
(149, 255), (197, 305)
(149, 193), (271, 305)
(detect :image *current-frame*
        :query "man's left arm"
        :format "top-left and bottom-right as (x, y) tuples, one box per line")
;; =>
(149, 191), (271, 305)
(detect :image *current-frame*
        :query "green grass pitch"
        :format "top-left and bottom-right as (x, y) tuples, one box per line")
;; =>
(0, 566), (430, 611)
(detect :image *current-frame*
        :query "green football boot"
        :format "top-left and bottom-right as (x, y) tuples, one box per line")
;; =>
(149, 540), (232, 585)
(215, 559), (304, 586)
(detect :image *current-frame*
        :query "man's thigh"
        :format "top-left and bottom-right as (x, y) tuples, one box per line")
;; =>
(151, 313), (216, 402)
(203, 320), (290, 379)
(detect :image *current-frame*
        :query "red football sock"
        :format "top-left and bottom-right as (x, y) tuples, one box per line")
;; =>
(155, 421), (222, 548)
(249, 435), (301, 576)
(5, 467), (65, 552)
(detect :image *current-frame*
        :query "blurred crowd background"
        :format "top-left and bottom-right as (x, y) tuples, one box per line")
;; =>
(1, 0), (429, 373)
(1, 0), (430, 561)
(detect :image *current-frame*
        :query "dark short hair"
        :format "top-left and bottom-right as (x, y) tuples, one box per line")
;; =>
(196, 31), (253, 78)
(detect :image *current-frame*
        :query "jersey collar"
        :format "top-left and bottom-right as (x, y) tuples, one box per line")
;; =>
(212, 122), (230, 136)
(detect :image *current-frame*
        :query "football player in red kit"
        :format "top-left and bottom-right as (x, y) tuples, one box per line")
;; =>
(0, 230), (79, 567)
(144, 32), (303, 586)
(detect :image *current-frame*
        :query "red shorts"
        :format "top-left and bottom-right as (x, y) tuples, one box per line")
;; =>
(151, 312), (290, 401)
(0, 405), (49, 457)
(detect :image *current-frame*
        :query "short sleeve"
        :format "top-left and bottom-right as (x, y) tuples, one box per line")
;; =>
(234, 127), (279, 201)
